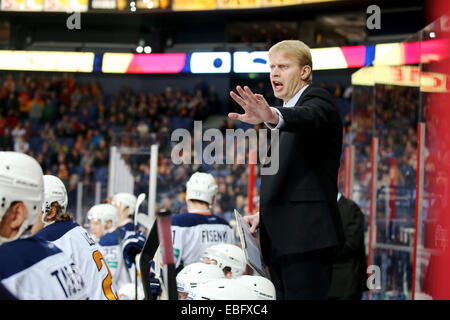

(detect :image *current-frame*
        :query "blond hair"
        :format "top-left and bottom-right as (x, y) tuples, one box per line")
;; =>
(268, 40), (313, 83)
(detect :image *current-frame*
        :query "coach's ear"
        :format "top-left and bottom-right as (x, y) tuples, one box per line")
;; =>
(300, 65), (312, 82)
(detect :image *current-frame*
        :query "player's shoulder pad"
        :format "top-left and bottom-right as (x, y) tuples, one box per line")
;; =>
(98, 231), (119, 246)
(34, 221), (79, 242)
(171, 212), (231, 228)
(120, 222), (135, 232)
(0, 237), (62, 279)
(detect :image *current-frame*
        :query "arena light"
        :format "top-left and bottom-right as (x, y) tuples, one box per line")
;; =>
(144, 46), (152, 54)
(172, 0), (216, 11)
(190, 52), (231, 73)
(0, 50), (94, 72)
(233, 47), (362, 73)
(372, 43), (403, 66)
(102, 53), (186, 73)
(102, 53), (134, 73)
(351, 65), (450, 92)
(136, 46), (144, 53)
(351, 67), (374, 86)
(312, 47), (348, 70)
(233, 51), (270, 73)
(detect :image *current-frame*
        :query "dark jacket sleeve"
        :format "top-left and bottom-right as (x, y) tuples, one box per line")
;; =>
(334, 199), (365, 261)
(274, 88), (339, 135)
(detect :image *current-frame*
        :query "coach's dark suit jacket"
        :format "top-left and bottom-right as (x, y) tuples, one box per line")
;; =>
(259, 85), (345, 264)
(328, 195), (367, 299)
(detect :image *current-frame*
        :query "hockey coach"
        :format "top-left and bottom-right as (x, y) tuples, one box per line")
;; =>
(229, 40), (345, 300)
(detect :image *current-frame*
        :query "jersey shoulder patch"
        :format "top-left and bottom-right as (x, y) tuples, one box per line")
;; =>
(0, 237), (62, 279)
(34, 221), (79, 242)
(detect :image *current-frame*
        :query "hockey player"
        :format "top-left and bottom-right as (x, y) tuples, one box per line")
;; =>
(33, 175), (119, 300)
(87, 203), (118, 242)
(0, 152), (88, 300)
(188, 278), (259, 300)
(97, 192), (145, 292)
(176, 262), (225, 300)
(171, 172), (233, 272)
(237, 275), (276, 300)
(201, 243), (247, 278)
(111, 192), (137, 232)
(97, 226), (145, 292)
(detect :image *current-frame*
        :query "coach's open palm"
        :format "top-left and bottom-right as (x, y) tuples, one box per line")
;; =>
(229, 86), (278, 125)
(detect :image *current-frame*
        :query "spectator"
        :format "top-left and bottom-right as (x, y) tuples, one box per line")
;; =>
(42, 97), (57, 123)
(29, 94), (43, 126)
(5, 110), (19, 129)
(11, 122), (26, 145)
(136, 120), (149, 137)
(14, 135), (29, 153)
(0, 127), (14, 151)
(80, 149), (95, 168)
(5, 92), (19, 114)
(92, 150), (108, 168)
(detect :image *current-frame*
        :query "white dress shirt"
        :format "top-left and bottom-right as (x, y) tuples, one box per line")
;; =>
(265, 84), (310, 130)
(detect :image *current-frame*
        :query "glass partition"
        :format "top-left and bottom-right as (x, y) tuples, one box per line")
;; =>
(349, 15), (450, 300)
(415, 16), (450, 300)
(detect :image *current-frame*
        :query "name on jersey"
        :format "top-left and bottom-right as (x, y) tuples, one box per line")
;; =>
(51, 262), (86, 298)
(201, 230), (228, 243)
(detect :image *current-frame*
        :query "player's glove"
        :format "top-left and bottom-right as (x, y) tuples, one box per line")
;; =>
(123, 230), (146, 268)
(149, 272), (162, 300)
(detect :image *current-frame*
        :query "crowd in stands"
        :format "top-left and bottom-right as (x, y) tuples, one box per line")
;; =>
(0, 72), (352, 223)
(350, 85), (420, 213)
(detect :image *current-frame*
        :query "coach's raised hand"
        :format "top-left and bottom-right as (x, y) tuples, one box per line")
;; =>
(229, 86), (279, 125)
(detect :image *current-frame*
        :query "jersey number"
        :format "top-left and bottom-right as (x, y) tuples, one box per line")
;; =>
(93, 250), (118, 300)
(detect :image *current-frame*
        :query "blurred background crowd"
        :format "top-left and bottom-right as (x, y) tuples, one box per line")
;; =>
(0, 72), (352, 222)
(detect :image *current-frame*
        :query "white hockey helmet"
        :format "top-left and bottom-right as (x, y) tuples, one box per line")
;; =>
(111, 192), (137, 216)
(0, 152), (44, 242)
(41, 175), (68, 225)
(189, 278), (258, 300)
(87, 203), (118, 230)
(176, 262), (225, 294)
(118, 283), (144, 300)
(237, 275), (276, 300)
(202, 244), (247, 278)
(186, 172), (218, 205)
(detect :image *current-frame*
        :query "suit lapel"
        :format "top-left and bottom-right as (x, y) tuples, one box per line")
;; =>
(294, 84), (313, 107)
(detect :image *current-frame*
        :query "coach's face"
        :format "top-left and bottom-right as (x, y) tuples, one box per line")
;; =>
(269, 51), (306, 103)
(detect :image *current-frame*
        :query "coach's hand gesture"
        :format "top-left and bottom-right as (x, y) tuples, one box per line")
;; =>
(229, 86), (279, 125)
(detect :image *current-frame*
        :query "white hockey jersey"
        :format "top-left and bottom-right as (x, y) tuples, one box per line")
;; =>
(35, 221), (119, 300)
(98, 222), (140, 291)
(171, 211), (233, 270)
(0, 236), (88, 300)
